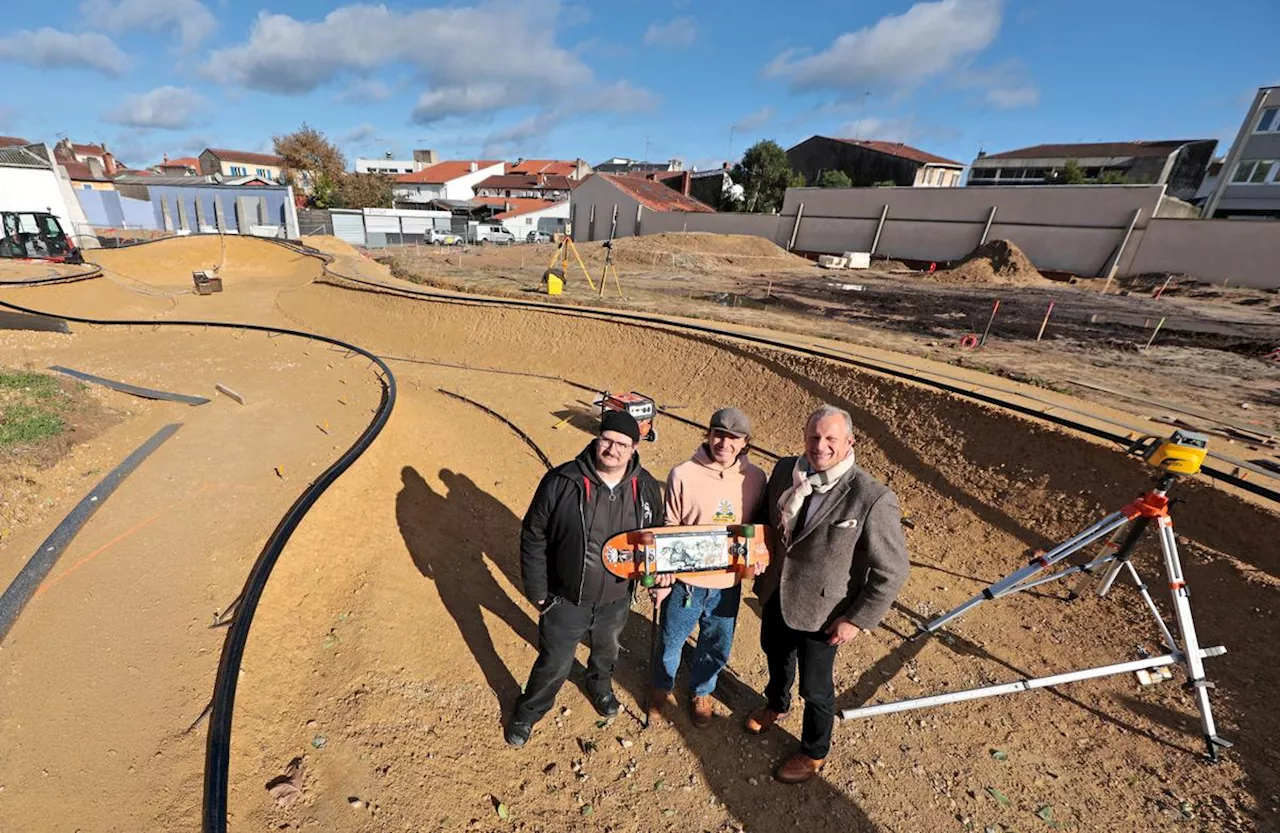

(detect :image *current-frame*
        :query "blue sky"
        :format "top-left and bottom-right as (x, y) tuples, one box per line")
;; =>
(0, 0), (1276, 171)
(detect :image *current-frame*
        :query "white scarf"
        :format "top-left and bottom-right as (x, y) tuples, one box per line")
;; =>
(778, 451), (856, 546)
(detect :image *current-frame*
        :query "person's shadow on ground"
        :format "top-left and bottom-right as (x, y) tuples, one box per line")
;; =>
(395, 466), (538, 711)
(398, 466), (877, 830)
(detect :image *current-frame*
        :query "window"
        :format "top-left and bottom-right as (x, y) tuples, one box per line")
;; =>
(1256, 107), (1279, 133)
(230, 165), (245, 176)
(256, 168), (267, 177)
(1232, 159), (1277, 183)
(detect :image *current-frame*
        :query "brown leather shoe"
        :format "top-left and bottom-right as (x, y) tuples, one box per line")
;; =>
(776, 752), (824, 784)
(691, 695), (713, 729)
(647, 688), (673, 725)
(744, 706), (787, 735)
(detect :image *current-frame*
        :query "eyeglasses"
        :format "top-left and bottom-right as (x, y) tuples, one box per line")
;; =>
(598, 438), (634, 451)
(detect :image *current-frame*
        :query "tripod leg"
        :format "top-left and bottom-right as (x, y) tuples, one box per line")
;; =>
(1096, 518), (1149, 598)
(921, 511), (1131, 635)
(1157, 516), (1231, 761)
(1121, 560), (1178, 652)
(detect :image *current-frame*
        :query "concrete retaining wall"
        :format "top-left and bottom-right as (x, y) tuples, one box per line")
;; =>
(1128, 219), (1280, 288)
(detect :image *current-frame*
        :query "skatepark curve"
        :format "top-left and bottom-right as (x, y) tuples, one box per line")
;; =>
(0, 235), (1277, 833)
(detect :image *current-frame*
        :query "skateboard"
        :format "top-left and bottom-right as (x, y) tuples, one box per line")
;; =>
(601, 524), (771, 587)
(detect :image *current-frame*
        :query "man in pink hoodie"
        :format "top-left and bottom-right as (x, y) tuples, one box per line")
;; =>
(649, 407), (767, 727)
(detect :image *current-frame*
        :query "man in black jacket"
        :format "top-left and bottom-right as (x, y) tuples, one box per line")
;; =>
(505, 410), (663, 748)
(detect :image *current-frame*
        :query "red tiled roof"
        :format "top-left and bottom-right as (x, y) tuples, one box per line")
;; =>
(831, 138), (963, 167)
(477, 198), (564, 219)
(0, 136), (30, 148)
(508, 159), (579, 177)
(72, 142), (106, 157)
(394, 160), (503, 184)
(982, 140), (1211, 160)
(157, 156), (200, 169)
(60, 160), (109, 181)
(204, 148), (285, 166)
(596, 173), (714, 213)
(474, 173), (573, 191)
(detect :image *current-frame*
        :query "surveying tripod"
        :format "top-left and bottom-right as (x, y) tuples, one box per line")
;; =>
(840, 430), (1233, 761)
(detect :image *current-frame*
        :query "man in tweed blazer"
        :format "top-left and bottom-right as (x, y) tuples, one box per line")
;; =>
(746, 405), (910, 784)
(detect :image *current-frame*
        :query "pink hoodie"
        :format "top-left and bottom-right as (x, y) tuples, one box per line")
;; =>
(665, 445), (767, 589)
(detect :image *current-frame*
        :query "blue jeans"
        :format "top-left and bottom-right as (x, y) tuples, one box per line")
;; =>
(653, 582), (741, 697)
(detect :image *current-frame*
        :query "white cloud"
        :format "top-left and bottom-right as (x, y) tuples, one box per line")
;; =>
(765, 0), (1001, 94)
(733, 106), (775, 132)
(0, 28), (130, 76)
(335, 79), (392, 104)
(104, 86), (207, 130)
(81, 0), (217, 51)
(341, 123), (381, 145)
(985, 86), (1038, 109)
(835, 114), (962, 146)
(479, 82), (658, 156)
(206, 0), (618, 126)
(643, 17), (696, 48)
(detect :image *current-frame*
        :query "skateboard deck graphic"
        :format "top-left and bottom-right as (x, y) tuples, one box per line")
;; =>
(601, 524), (771, 586)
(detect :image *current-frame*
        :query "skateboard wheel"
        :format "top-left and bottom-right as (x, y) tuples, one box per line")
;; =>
(641, 573), (656, 588)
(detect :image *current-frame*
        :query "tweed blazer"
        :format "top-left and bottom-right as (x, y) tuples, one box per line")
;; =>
(755, 456), (910, 633)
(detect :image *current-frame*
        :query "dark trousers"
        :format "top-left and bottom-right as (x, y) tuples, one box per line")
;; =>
(513, 594), (629, 724)
(760, 593), (839, 760)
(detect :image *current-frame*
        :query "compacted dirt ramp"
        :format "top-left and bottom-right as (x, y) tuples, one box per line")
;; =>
(0, 235), (1277, 833)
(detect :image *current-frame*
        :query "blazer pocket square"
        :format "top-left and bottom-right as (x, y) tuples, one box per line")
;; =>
(832, 518), (858, 529)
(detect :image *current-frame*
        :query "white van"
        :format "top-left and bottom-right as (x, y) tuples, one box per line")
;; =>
(474, 224), (515, 245)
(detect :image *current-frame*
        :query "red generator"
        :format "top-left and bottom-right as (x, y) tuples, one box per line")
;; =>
(599, 391), (657, 442)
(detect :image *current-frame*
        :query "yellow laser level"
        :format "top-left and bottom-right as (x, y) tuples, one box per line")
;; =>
(1143, 429), (1208, 475)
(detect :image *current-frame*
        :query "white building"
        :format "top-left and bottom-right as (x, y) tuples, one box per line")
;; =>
(355, 157), (417, 175)
(392, 160), (504, 204)
(482, 198), (572, 238)
(0, 143), (99, 248)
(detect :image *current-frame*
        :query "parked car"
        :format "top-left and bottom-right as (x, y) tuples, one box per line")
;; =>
(475, 224), (515, 245)
(0, 210), (81, 263)
(527, 229), (553, 243)
(426, 228), (462, 245)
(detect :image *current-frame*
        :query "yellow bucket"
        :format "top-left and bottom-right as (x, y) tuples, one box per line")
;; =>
(546, 274), (564, 295)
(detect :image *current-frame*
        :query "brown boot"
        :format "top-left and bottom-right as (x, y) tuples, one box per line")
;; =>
(744, 706), (787, 735)
(690, 695), (713, 729)
(647, 688), (673, 725)
(776, 752), (824, 784)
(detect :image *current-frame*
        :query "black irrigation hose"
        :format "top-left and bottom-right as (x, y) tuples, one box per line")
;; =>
(437, 387), (553, 471)
(321, 273), (1280, 505)
(0, 261), (101, 286)
(49, 365), (212, 405)
(0, 288), (397, 833)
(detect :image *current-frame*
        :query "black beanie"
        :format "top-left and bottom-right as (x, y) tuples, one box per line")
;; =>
(600, 410), (641, 444)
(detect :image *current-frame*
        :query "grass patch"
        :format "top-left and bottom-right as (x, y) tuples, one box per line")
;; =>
(0, 370), (72, 450)
(0, 403), (65, 447)
(0, 370), (62, 401)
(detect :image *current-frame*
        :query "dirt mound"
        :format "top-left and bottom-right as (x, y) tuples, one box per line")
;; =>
(932, 239), (1049, 286)
(91, 234), (321, 290)
(602, 232), (810, 271)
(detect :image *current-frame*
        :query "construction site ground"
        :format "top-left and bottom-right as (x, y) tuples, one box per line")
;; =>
(0, 233), (1277, 833)
(378, 233), (1280, 456)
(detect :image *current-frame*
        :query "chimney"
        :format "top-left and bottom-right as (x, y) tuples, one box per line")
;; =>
(163, 153), (169, 163)
(723, 161), (730, 170)
(103, 150), (118, 176)
(469, 161), (478, 173)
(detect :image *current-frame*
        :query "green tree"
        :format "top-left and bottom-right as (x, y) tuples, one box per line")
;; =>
(273, 124), (346, 205)
(730, 140), (802, 212)
(1098, 171), (1128, 184)
(817, 169), (853, 188)
(335, 172), (394, 209)
(1055, 159), (1086, 184)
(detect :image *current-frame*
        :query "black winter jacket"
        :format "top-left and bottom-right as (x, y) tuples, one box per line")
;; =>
(520, 442), (663, 607)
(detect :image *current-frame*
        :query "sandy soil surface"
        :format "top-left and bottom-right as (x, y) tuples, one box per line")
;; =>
(0, 236), (1277, 833)
(376, 235), (1280, 455)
